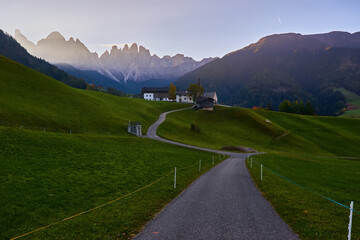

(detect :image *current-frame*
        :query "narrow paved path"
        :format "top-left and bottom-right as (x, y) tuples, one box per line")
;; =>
(136, 108), (299, 240)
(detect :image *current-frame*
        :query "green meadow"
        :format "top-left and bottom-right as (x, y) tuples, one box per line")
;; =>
(0, 55), (224, 239)
(158, 106), (360, 239)
(338, 88), (360, 118)
(2, 52), (360, 239)
(0, 55), (188, 135)
(0, 127), (221, 239)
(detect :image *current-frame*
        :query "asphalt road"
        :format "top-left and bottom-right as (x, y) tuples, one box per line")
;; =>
(135, 108), (299, 240)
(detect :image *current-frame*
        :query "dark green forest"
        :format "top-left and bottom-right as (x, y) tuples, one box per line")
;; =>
(176, 33), (360, 115)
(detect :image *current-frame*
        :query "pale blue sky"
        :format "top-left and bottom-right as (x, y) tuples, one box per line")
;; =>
(1, 0), (359, 60)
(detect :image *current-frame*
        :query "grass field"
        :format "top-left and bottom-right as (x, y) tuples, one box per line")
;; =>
(2, 53), (359, 239)
(338, 88), (360, 106)
(0, 55), (225, 239)
(0, 55), (188, 135)
(158, 106), (360, 239)
(341, 108), (360, 118)
(247, 153), (360, 240)
(158, 107), (360, 156)
(337, 88), (360, 118)
(0, 127), (224, 239)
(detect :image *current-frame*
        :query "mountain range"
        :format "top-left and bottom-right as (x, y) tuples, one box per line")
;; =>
(0, 30), (86, 89)
(176, 31), (360, 115)
(14, 30), (215, 92)
(6, 28), (360, 115)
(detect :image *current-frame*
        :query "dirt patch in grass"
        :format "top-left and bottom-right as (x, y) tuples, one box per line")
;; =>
(221, 145), (257, 153)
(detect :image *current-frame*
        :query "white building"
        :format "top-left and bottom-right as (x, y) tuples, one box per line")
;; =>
(176, 91), (218, 104)
(143, 93), (154, 100)
(175, 91), (194, 103)
(142, 87), (170, 101)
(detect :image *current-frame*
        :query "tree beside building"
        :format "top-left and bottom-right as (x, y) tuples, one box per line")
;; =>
(169, 83), (176, 100)
(187, 83), (204, 99)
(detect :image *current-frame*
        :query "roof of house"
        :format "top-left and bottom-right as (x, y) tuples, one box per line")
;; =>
(129, 121), (141, 126)
(196, 96), (214, 102)
(195, 96), (214, 109)
(142, 87), (169, 93)
(203, 92), (217, 99)
(176, 91), (191, 96)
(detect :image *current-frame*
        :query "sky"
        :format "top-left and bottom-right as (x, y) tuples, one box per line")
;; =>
(1, 0), (360, 60)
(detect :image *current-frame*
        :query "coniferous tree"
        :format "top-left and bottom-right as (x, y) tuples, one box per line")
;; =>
(304, 102), (315, 115)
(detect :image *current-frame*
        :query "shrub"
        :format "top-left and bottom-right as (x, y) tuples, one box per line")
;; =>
(190, 123), (201, 133)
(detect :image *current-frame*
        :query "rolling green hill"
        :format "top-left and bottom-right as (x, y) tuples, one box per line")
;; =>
(158, 107), (360, 239)
(338, 88), (360, 118)
(0, 55), (221, 239)
(0, 55), (187, 134)
(158, 107), (360, 156)
(2, 50), (359, 239)
(338, 88), (360, 106)
(0, 127), (219, 240)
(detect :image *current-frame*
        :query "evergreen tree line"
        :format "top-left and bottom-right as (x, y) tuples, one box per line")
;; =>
(279, 100), (314, 115)
(86, 84), (134, 97)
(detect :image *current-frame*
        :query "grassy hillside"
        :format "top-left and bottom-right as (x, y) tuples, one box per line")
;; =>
(158, 106), (360, 156)
(247, 153), (360, 240)
(255, 109), (360, 156)
(158, 106), (360, 239)
(338, 88), (360, 118)
(0, 55), (222, 239)
(0, 55), (187, 134)
(0, 127), (222, 239)
(339, 88), (360, 105)
(342, 109), (360, 118)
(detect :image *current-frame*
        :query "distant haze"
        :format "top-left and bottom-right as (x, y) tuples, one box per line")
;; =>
(0, 0), (360, 60)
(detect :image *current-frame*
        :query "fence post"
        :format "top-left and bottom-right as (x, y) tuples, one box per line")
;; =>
(70, 130), (72, 134)
(43, 128), (45, 132)
(174, 167), (177, 189)
(212, 156), (214, 165)
(199, 160), (201, 172)
(348, 201), (354, 240)
(261, 164), (263, 181)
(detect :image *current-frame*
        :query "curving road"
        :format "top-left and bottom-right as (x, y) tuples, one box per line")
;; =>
(136, 108), (299, 240)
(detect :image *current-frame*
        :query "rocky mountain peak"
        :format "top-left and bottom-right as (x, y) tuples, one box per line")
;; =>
(14, 30), (216, 83)
(129, 43), (138, 53)
(139, 45), (146, 52)
(100, 50), (110, 57)
(139, 45), (151, 56)
(122, 44), (129, 51)
(14, 29), (22, 37)
(46, 31), (65, 41)
(110, 45), (118, 53)
(14, 29), (36, 55)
